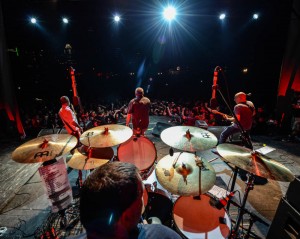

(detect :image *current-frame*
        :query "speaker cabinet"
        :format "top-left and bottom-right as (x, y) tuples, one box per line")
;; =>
(267, 198), (300, 239)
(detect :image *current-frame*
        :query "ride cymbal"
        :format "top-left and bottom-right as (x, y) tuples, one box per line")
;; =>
(160, 126), (217, 152)
(155, 152), (216, 196)
(217, 144), (295, 182)
(67, 147), (113, 170)
(80, 124), (133, 148)
(12, 134), (77, 163)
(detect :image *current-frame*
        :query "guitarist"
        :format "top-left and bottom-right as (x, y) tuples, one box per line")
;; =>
(216, 92), (256, 145)
(58, 96), (83, 139)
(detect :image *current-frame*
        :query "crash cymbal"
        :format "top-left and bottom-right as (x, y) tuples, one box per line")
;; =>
(12, 134), (78, 163)
(160, 126), (217, 152)
(217, 144), (295, 182)
(67, 147), (113, 170)
(155, 152), (216, 196)
(80, 124), (133, 148)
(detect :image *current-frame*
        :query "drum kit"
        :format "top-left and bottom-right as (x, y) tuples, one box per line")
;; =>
(11, 124), (295, 239)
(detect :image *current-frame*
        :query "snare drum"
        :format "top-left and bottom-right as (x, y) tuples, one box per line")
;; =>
(118, 136), (157, 180)
(173, 195), (231, 239)
(142, 170), (173, 226)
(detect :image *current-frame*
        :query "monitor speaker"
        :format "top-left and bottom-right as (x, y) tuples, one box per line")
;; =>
(207, 126), (241, 141)
(286, 176), (300, 212)
(152, 122), (172, 137)
(266, 198), (300, 239)
(37, 128), (59, 137)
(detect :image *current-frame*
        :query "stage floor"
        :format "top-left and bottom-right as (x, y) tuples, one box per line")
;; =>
(0, 116), (299, 238)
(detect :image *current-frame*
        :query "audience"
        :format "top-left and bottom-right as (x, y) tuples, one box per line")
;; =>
(18, 97), (292, 139)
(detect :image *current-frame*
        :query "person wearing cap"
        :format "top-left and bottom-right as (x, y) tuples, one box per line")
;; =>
(219, 92), (255, 144)
(58, 96), (82, 138)
(126, 87), (151, 136)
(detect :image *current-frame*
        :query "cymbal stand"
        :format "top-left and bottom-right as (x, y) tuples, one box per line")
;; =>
(194, 154), (204, 200)
(172, 152), (183, 168)
(232, 173), (255, 238)
(226, 166), (239, 211)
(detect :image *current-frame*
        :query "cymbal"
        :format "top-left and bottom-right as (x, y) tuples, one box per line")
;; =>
(155, 152), (216, 196)
(67, 147), (113, 170)
(12, 134), (78, 163)
(80, 124), (133, 148)
(160, 126), (217, 152)
(217, 144), (295, 182)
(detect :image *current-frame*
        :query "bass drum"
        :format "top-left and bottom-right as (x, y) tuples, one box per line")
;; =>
(142, 170), (173, 227)
(118, 136), (157, 180)
(173, 195), (231, 239)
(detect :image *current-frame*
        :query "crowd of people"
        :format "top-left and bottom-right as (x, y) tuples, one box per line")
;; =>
(19, 95), (282, 139)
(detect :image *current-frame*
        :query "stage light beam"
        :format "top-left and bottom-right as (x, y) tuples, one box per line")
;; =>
(253, 13), (259, 20)
(114, 15), (120, 23)
(30, 18), (37, 24)
(163, 6), (176, 21)
(219, 13), (226, 20)
(62, 18), (69, 24)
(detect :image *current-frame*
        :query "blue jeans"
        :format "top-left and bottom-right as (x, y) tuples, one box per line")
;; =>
(219, 125), (241, 144)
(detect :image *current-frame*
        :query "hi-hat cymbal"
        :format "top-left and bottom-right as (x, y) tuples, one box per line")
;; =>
(12, 134), (78, 163)
(80, 124), (133, 148)
(217, 144), (295, 182)
(155, 152), (216, 196)
(67, 147), (113, 170)
(160, 126), (218, 152)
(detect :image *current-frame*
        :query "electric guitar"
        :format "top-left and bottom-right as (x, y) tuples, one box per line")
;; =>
(205, 103), (232, 120)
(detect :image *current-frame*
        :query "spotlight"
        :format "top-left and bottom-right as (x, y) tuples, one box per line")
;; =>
(163, 6), (176, 21)
(30, 18), (37, 24)
(62, 17), (69, 24)
(242, 68), (248, 73)
(114, 15), (120, 22)
(253, 13), (259, 20)
(219, 13), (226, 20)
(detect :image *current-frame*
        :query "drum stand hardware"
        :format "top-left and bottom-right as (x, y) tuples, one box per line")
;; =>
(231, 173), (254, 238)
(227, 167), (239, 211)
(231, 173), (268, 239)
(229, 199), (269, 239)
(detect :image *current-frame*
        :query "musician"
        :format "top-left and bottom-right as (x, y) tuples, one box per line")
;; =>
(58, 96), (82, 138)
(79, 162), (182, 239)
(126, 87), (150, 136)
(219, 92), (255, 144)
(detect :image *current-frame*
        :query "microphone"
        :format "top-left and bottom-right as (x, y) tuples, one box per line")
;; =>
(246, 93), (252, 97)
(169, 147), (174, 156)
(214, 191), (235, 210)
(214, 66), (222, 72)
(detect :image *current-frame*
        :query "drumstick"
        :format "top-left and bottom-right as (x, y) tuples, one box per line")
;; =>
(208, 157), (218, 163)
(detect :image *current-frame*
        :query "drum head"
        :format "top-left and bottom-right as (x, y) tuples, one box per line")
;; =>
(118, 136), (156, 171)
(173, 195), (231, 238)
